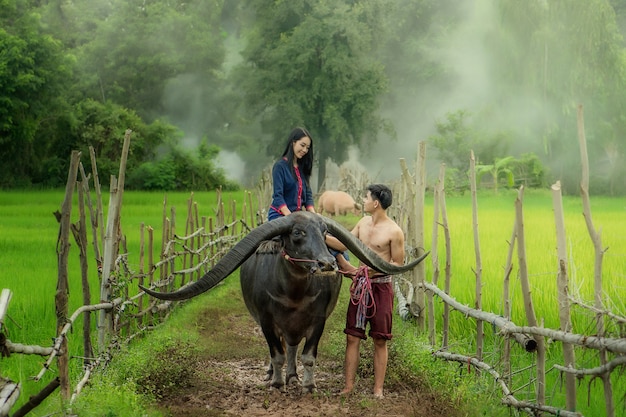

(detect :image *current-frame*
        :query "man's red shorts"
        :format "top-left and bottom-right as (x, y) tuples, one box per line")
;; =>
(344, 281), (393, 340)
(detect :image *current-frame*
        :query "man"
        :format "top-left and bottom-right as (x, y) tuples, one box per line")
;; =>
(326, 184), (406, 399)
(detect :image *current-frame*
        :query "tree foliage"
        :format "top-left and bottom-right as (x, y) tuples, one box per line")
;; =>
(234, 0), (390, 187)
(2, 0), (626, 194)
(0, 0), (72, 187)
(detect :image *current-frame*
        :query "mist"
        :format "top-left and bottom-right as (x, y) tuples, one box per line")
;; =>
(365, 1), (553, 183)
(158, 0), (622, 192)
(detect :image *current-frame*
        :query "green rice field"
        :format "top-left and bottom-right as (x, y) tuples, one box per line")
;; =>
(1, 188), (624, 416)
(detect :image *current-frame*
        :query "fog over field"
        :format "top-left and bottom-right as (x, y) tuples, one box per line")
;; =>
(170, 0), (610, 190)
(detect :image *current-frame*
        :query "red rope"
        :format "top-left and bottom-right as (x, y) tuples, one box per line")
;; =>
(347, 266), (376, 329)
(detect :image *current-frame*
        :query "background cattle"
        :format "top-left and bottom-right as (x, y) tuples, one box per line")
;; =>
(317, 190), (361, 216)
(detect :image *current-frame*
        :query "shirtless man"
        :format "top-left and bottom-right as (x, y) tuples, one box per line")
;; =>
(326, 184), (405, 399)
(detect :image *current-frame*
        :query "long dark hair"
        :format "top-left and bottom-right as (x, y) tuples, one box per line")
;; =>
(281, 127), (314, 183)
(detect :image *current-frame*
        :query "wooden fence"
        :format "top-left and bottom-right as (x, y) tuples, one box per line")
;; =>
(388, 106), (625, 417)
(2, 109), (626, 417)
(0, 131), (267, 416)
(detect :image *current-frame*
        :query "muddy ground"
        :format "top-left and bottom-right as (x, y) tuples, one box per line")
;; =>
(154, 288), (463, 417)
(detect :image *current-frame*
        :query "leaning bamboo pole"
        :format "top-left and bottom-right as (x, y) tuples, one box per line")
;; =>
(56, 150), (81, 399)
(78, 163), (101, 270)
(0, 290), (11, 333)
(469, 151), (484, 360)
(551, 181), (577, 411)
(438, 165), (452, 350)
(427, 168), (441, 346)
(414, 142), (427, 330)
(515, 186), (545, 405)
(501, 224), (516, 387)
(73, 175), (94, 365)
(399, 158), (418, 320)
(577, 104), (613, 417)
(89, 146), (105, 260)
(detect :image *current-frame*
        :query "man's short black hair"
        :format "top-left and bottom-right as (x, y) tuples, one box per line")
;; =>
(367, 184), (392, 209)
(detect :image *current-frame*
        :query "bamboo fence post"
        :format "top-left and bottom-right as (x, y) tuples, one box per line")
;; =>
(138, 223), (145, 327)
(0, 290), (10, 328)
(209, 218), (215, 268)
(515, 186), (545, 406)
(200, 216), (208, 278)
(147, 226), (155, 326)
(231, 200), (237, 237)
(88, 146), (105, 258)
(551, 181), (577, 411)
(78, 163), (101, 270)
(181, 195), (193, 287)
(469, 150), (484, 360)
(414, 143), (427, 330)
(56, 150), (81, 399)
(427, 167), (441, 346)
(501, 224), (516, 387)
(98, 175), (117, 350)
(577, 104), (613, 417)
(73, 176), (94, 364)
(399, 159), (418, 316)
(247, 190), (255, 228)
(98, 129), (131, 349)
(169, 206), (176, 290)
(193, 203), (201, 281)
(438, 165), (452, 350)
(160, 196), (168, 292)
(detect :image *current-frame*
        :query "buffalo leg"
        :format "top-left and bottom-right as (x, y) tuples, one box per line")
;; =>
(301, 327), (325, 392)
(285, 344), (300, 385)
(262, 326), (286, 389)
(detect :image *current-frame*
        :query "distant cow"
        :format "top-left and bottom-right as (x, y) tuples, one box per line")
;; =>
(317, 190), (361, 216)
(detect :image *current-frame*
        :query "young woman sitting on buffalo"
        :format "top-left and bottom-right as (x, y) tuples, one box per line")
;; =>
(268, 127), (317, 221)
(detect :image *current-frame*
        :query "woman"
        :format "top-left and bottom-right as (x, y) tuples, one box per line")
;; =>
(268, 127), (316, 221)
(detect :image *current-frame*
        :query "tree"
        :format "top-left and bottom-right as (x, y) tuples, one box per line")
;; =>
(475, 156), (515, 194)
(0, 0), (72, 187)
(72, 0), (226, 125)
(234, 0), (390, 189)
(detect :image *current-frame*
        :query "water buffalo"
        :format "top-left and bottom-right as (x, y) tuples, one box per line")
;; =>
(317, 190), (361, 216)
(140, 211), (428, 392)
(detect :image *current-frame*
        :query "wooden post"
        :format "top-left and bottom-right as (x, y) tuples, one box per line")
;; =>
(427, 166), (441, 346)
(98, 129), (131, 350)
(414, 142), (426, 330)
(98, 175), (117, 350)
(181, 195), (193, 286)
(469, 150), (484, 360)
(551, 181), (576, 411)
(438, 165), (452, 350)
(501, 224), (516, 387)
(73, 176), (93, 364)
(78, 163), (101, 271)
(89, 146), (105, 258)
(147, 226), (155, 326)
(170, 206), (176, 290)
(515, 186), (545, 406)
(577, 104), (613, 417)
(138, 223), (145, 327)
(56, 150), (81, 399)
(0, 290), (12, 333)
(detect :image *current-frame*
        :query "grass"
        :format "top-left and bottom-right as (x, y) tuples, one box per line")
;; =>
(1, 188), (625, 416)
(0, 189), (249, 416)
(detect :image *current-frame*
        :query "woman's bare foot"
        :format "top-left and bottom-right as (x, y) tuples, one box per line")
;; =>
(373, 391), (384, 399)
(338, 387), (353, 396)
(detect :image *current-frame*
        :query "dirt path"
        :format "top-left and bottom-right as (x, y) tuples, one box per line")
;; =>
(155, 289), (461, 417)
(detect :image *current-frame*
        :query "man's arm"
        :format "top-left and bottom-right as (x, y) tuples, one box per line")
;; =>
(325, 219), (362, 251)
(388, 227), (406, 266)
